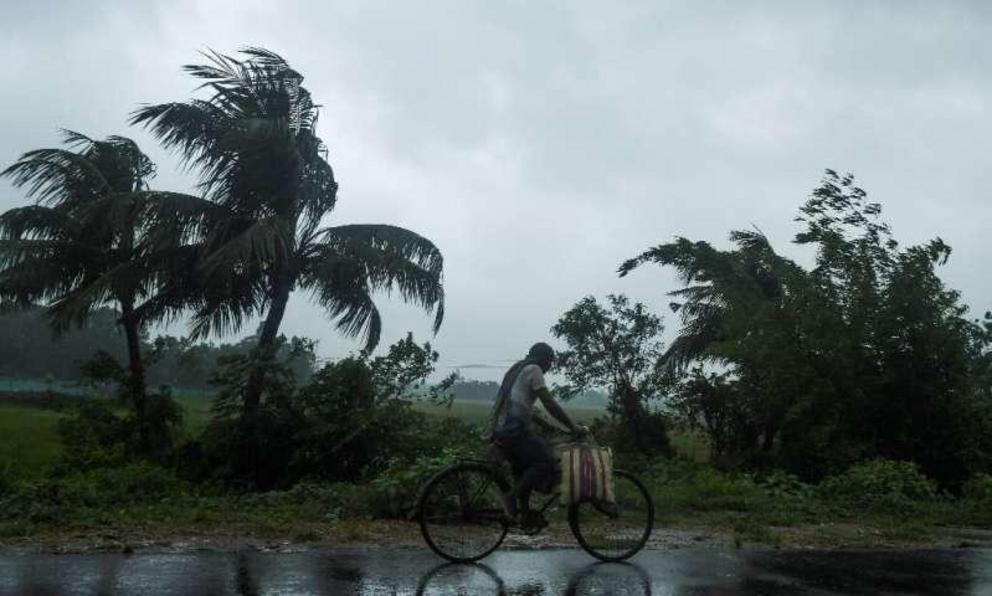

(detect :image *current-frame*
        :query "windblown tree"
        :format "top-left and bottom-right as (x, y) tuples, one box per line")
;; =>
(552, 294), (671, 453)
(130, 48), (445, 418)
(0, 132), (173, 452)
(619, 227), (810, 460)
(621, 171), (992, 486)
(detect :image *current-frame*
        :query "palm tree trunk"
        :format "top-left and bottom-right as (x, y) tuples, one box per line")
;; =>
(243, 278), (292, 415)
(240, 277), (292, 490)
(120, 301), (148, 452)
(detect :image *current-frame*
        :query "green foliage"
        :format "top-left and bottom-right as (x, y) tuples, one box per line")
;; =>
(0, 404), (64, 483)
(370, 447), (471, 518)
(963, 473), (992, 500)
(56, 400), (130, 470)
(757, 470), (815, 500)
(78, 350), (126, 387)
(640, 459), (763, 514)
(552, 294), (672, 454)
(0, 462), (188, 523)
(130, 46), (444, 356)
(368, 332), (458, 405)
(192, 333), (479, 490)
(819, 459), (937, 512)
(624, 170), (992, 487)
(56, 391), (183, 471)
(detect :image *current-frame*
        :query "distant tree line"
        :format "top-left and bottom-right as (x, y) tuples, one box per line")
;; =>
(0, 307), (314, 389)
(448, 378), (607, 406)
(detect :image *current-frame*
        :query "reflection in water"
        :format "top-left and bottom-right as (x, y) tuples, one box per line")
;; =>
(416, 562), (507, 595)
(739, 549), (979, 595)
(565, 562), (652, 596)
(0, 548), (989, 594)
(235, 551), (258, 596)
(415, 560), (651, 596)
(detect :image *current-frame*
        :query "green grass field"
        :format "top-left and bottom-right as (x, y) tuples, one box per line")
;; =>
(171, 391), (215, 436)
(0, 392), (609, 482)
(0, 404), (64, 481)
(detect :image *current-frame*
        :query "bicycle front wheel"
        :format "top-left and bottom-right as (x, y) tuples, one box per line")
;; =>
(417, 462), (510, 563)
(568, 469), (654, 562)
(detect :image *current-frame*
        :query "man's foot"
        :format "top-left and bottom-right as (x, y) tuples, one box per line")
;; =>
(519, 510), (549, 532)
(498, 492), (518, 522)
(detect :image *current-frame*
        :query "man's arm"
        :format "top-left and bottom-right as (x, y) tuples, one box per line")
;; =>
(535, 387), (581, 433)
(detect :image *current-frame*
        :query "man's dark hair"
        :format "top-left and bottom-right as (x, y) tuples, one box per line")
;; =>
(528, 342), (555, 363)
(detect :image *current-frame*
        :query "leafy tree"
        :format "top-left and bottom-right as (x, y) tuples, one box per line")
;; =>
(620, 227), (811, 459)
(200, 333), (457, 488)
(130, 48), (446, 423)
(668, 368), (759, 462)
(552, 294), (671, 453)
(622, 171), (992, 486)
(0, 132), (179, 452)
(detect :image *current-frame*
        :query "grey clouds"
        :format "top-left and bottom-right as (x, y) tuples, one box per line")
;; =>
(1, 1), (989, 380)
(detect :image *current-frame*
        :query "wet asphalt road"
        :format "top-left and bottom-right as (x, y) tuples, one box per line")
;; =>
(1, 547), (991, 595)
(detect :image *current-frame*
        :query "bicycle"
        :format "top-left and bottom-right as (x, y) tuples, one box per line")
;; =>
(416, 431), (654, 563)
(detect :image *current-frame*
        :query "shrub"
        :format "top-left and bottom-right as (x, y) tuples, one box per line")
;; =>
(963, 473), (992, 501)
(231, 482), (381, 520)
(758, 470), (814, 500)
(370, 447), (472, 518)
(683, 468), (763, 511)
(57, 400), (130, 470)
(0, 463), (11, 497)
(0, 462), (189, 522)
(643, 460), (764, 513)
(56, 390), (184, 471)
(818, 459), (937, 512)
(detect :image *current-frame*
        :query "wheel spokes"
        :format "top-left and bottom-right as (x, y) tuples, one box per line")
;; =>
(420, 466), (508, 562)
(572, 473), (653, 560)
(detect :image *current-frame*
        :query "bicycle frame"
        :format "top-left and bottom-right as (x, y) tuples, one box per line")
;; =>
(457, 456), (561, 516)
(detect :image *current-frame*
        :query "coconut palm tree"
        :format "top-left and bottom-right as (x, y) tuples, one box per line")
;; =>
(0, 132), (171, 449)
(130, 48), (445, 415)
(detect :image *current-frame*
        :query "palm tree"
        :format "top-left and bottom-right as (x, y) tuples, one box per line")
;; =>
(130, 48), (445, 415)
(0, 132), (169, 449)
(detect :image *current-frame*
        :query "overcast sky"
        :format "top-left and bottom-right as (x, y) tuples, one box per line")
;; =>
(2, 1), (990, 381)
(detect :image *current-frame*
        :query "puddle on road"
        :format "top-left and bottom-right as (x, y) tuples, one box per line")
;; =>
(1, 547), (990, 595)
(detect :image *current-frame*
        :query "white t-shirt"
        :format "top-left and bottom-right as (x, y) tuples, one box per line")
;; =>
(502, 364), (547, 429)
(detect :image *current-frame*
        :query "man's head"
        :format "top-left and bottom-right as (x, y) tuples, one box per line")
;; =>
(528, 342), (555, 372)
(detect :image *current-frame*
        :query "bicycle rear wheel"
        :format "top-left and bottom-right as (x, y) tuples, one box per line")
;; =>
(568, 469), (654, 562)
(417, 462), (510, 563)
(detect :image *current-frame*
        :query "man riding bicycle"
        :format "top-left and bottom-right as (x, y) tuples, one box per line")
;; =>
(489, 342), (587, 523)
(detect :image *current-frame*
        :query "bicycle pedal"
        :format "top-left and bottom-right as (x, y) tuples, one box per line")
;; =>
(517, 512), (548, 533)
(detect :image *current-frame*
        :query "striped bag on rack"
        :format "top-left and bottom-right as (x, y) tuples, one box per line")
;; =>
(559, 444), (615, 505)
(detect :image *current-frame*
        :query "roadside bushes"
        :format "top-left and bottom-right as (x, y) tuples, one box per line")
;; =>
(1, 462), (189, 523)
(370, 447), (473, 518)
(818, 459), (937, 512)
(963, 473), (992, 500)
(639, 457), (947, 522)
(184, 333), (475, 491)
(56, 391), (183, 471)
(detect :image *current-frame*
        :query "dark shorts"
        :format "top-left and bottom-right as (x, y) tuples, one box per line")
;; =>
(492, 418), (558, 493)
